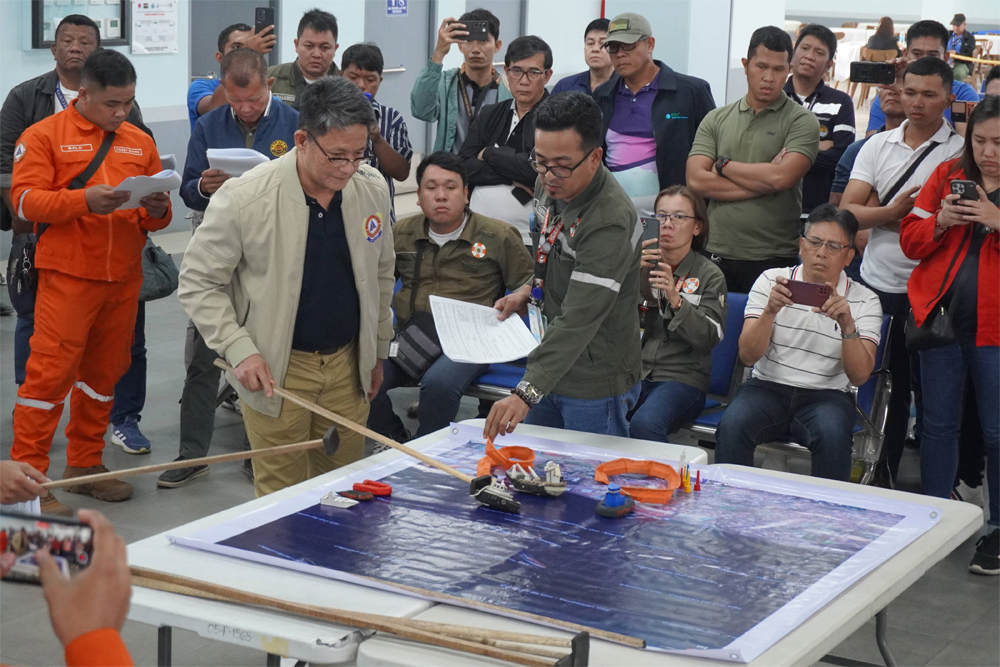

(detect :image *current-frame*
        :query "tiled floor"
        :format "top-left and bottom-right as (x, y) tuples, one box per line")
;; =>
(2, 161), (996, 666)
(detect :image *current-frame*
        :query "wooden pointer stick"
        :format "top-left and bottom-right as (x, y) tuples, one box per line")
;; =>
(131, 568), (575, 666)
(42, 438), (326, 490)
(214, 359), (474, 483)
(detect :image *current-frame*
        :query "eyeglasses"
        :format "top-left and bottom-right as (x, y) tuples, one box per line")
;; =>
(802, 235), (849, 252)
(506, 67), (547, 81)
(654, 213), (697, 225)
(529, 148), (595, 179)
(307, 131), (369, 169)
(603, 37), (649, 54)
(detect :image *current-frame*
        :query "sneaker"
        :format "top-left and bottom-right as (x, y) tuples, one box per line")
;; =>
(40, 491), (72, 516)
(241, 458), (254, 481)
(157, 458), (210, 488)
(406, 400), (419, 418)
(951, 480), (985, 508)
(111, 419), (151, 455)
(969, 529), (999, 576)
(222, 394), (242, 415)
(0, 303), (13, 317)
(62, 465), (133, 501)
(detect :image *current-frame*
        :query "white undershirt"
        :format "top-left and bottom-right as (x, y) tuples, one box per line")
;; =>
(54, 82), (79, 113)
(428, 215), (469, 246)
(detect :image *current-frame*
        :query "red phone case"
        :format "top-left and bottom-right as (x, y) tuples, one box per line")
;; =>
(785, 280), (831, 308)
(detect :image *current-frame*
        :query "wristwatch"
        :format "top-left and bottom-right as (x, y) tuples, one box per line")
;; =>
(512, 380), (543, 408)
(714, 157), (731, 176)
(841, 330), (860, 340)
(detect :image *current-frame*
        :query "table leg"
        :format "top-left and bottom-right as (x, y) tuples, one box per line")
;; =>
(157, 626), (172, 667)
(875, 608), (897, 667)
(266, 654), (280, 667)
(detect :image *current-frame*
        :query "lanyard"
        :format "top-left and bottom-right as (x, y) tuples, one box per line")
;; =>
(532, 207), (581, 290)
(55, 83), (69, 110)
(458, 70), (499, 125)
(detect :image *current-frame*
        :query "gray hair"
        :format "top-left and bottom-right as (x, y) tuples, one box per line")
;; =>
(297, 76), (375, 135)
(220, 48), (268, 87)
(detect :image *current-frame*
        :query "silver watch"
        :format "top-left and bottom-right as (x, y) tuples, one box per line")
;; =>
(512, 380), (543, 408)
(841, 330), (860, 340)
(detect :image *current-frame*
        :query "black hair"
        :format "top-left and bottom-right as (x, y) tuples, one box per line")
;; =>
(534, 92), (603, 153)
(906, 20), (949, 50)
(458, 8), (500, 41)
(297, 8), (338, 40)
(747, 26), (793, 63)
(986, 65), (1000, 88)
(416, 152), (467, 188)
(952, 95), (1000, 188)
(584, 18), (610, 38)
(55, 14), (101, 47)
(904, 56), (954, 92)
(298, 76), (375, 135)
(341, 43), (384, 76)
(217, 22), (252, 54)
(505, 35), (553, 70)
(804, 204), (858, 247)
(80, 49), (136, 89)
(794, 23), (837, 60)
(220, 48), (268, 87)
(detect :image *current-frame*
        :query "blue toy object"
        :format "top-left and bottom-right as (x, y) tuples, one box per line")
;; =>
(596, 483), (635, 518)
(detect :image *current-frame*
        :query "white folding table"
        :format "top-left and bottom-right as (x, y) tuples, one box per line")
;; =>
(127, 420), (708, 665)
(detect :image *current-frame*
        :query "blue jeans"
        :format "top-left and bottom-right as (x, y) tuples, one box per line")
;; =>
(109, 301), (147, 425)
(525, 384), (640, 437)
(715, 377), (857, 481)
(629, 380), (706, 442)
(368, 355), (489, 439)
(919, 339), (999, 526)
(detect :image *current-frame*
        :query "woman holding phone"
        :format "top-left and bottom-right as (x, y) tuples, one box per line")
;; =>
(630, 185), (728, 443)
(900, 95), (1000, 575)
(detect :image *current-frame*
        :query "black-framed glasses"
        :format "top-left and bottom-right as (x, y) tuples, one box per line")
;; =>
(307, 131), (369, 169)
(802, 235), (848, 252)
(506, 67), (548, 81)
(529, 148), (595, 179)
(603, 37), (649, 54)
(654, 213), (697, 225)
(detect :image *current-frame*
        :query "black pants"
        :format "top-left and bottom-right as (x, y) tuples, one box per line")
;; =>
(707, 255), (800, 294)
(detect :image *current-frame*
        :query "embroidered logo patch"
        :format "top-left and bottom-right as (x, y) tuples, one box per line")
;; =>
(114, 146), (142, 156)
(664, 112), (688, 120)
(60, 144), (93, 153)
(13, 143), (26, 162)
(682, 278), (700, 293)
(365, 214), (383, 242)
(471, 242), (487, 258)
(270, 139), (288, 157)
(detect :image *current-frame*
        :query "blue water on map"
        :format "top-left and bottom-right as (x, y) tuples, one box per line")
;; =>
(217, 441), (904, 651)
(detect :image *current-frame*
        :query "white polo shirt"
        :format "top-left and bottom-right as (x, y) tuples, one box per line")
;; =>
(745, 266), (883, 391)
(850, 119), (963, 293)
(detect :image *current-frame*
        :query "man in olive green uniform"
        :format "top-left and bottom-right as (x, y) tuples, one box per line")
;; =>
(369, 152), (533, 440)
(267, 9), (339, 109)
(486, 93), (642, 441)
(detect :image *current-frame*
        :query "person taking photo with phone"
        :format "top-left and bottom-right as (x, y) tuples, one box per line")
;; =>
(900, 95), (1000, 576)
(629, 186), (727, 443)
(714, 205), (883, 481)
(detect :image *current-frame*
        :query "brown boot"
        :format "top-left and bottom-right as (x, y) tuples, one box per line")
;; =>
(62, 465), (133, 502)
(40, 491), (73, 516)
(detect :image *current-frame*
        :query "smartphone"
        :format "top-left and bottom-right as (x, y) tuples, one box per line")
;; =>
(254, 6), (274, 36)
(454, 19), (488, 42)
(0, 511), (94, 585)
(951, 100), (977, 124)
(785, 280), (832, 308)
(951, 179), (979, 201)
(850, 61), (895, 85)
(640, 217), (660, 248)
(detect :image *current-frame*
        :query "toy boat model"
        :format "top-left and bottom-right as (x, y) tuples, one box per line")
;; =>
(505, 462), (567, 497)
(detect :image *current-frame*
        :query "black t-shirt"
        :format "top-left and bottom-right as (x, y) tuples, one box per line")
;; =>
(945, 187), (999, 335)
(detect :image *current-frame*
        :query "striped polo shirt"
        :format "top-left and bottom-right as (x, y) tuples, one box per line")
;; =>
(365, 101), (413, 225)
(745, 266), (883, 391)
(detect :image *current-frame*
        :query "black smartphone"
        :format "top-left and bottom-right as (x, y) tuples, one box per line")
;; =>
(951, 100), (977, 124)
(850, 61), (895, 85)
(454, 19), (488, 42)
(1, 511), (94, 585)
(951, 179), (979, 201)
(640, 217), (660, 249)
(254, 6), (274, 36)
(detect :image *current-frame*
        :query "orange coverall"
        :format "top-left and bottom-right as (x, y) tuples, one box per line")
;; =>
(9, 99), (170, 475)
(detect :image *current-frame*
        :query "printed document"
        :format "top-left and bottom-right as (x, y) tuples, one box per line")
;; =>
(429, 295), (538, 364)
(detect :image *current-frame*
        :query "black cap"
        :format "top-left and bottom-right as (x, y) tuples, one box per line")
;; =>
(951, 13), (966, 26)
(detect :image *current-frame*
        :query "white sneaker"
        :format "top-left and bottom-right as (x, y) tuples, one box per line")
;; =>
(951, 480), (985, 508)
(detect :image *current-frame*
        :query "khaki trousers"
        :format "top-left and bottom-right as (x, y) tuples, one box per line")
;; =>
(242, 343), (369, 497)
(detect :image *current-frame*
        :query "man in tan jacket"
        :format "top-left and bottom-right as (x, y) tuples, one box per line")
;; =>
(179, 76), (395, 496)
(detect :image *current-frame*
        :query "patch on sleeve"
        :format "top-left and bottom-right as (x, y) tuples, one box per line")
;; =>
(13, 143), (26, 162)
(270, 140), (288, 157)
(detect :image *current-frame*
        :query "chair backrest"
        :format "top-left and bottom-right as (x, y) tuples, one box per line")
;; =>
(708, 292), (749, 397)
(842, 21), (858, 28)
(866, 49), (898, 63)
(834, 31), (846, 41)
(856, 314), (892, 416)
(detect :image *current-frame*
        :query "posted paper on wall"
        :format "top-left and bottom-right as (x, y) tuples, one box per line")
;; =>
(429, 295), (538, 364)
(131, 0), (179, 54)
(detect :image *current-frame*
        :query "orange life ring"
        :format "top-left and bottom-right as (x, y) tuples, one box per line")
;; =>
(594, 458), (681, 504)
(476, 439), (535, 477)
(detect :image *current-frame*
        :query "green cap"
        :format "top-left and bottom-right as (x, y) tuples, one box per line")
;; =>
(605, 12), (653, 45)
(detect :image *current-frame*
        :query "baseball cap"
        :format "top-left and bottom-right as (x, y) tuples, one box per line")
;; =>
(951, 13), (966, 26)
(605, 13), (652, 45)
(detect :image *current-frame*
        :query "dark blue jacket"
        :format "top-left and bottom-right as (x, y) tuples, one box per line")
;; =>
(181, 96), (298, 211)
(593, 60), (715, 191)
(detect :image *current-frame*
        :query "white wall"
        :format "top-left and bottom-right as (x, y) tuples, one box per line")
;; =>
(278, 0), (366, 67)
(526, 0), (602, 83)
(727, 0), (786, 103)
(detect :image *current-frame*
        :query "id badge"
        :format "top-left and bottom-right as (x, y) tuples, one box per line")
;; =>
(389, 341), (399, 358)
(527, 303), (547, 343)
